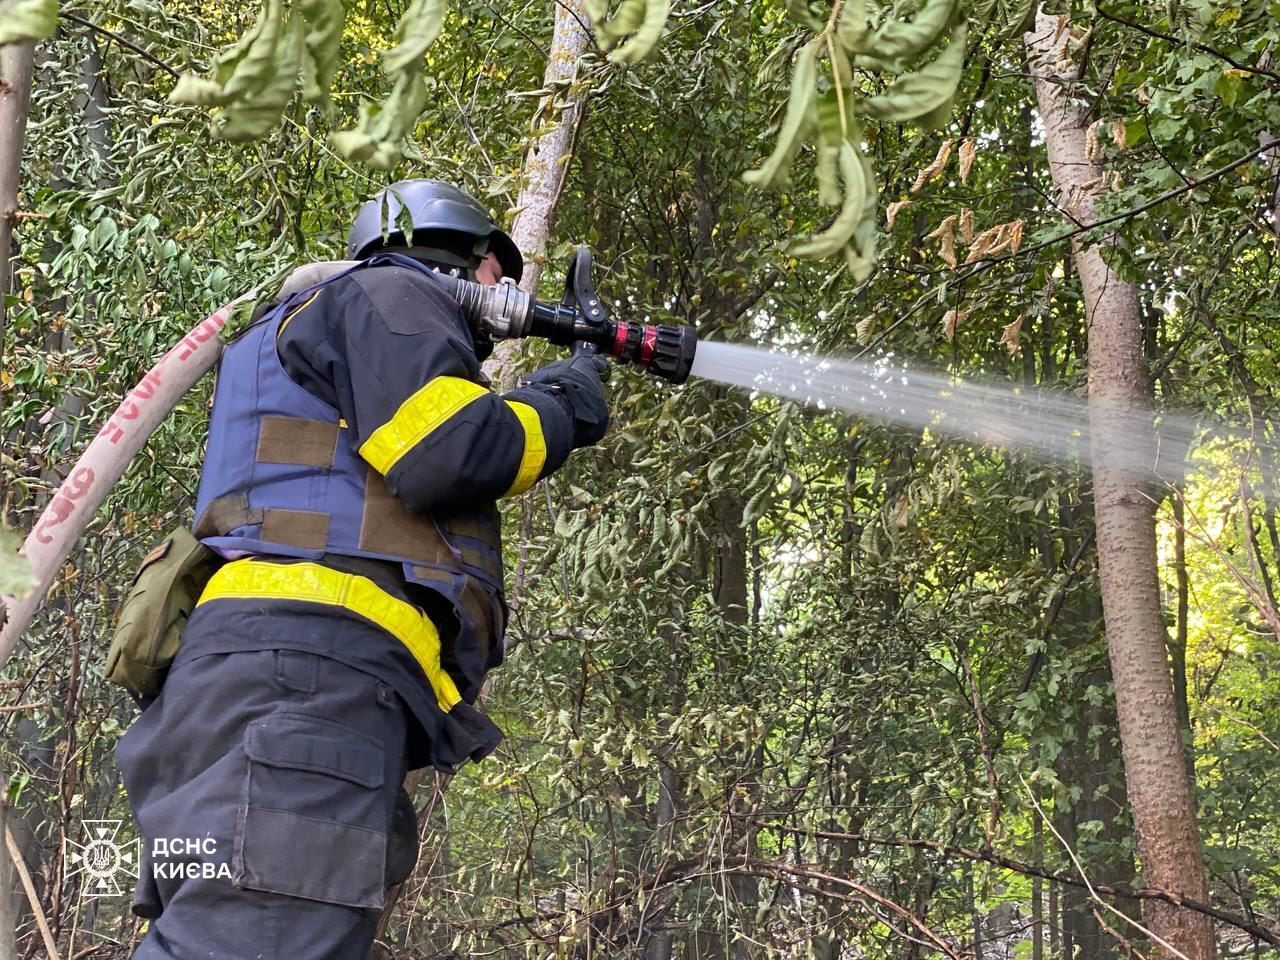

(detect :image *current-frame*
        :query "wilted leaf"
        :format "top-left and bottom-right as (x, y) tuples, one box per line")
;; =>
(958, 137), (976, 182)
(926, 214), (958, 267)
(743, 40), (819, 188)
(863, 23), (967, 126)
(299, 0), (345, 102)
(609, 0), (670, 64)
(793, 141), (867, 257)
(1111, 119), (1126, 150)
(942, 306), (970, 340)
(912, 138), (954, 192)
(384, 0), (447, 73)
(870, 0), (957, 63)
(1000, 314), (1024, 355)
(886, 198), (913, 229)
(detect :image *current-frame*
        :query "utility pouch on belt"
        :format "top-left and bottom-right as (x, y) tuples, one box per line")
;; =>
(104, 527), (222, 697)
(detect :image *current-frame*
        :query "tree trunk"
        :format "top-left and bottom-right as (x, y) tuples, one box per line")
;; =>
(486, 0), (591, 395)
(507, 0), (592, 296)
(0, 25), (36, 453)
(1025, 10), (1213, 959)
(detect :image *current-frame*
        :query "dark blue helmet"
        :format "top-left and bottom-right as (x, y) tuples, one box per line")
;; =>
(347, 179), (523, 282)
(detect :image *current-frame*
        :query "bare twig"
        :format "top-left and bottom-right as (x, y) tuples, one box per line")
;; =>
(0, 701), (46, 713)
(5, 822), (62, 960)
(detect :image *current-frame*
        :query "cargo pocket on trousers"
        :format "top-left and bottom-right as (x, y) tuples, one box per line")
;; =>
(234, 713), (387, 909)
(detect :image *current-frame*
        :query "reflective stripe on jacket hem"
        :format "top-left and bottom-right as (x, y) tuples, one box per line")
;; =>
(359, 376), (489, 475)
(196, 559), (463, 713)
(502, 401), (547, 497)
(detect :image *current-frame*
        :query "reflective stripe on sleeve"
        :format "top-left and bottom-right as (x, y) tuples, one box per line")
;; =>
(359, 376), (490, 475)
(503, 401), (547, 497)
(197, 559), (463, 712)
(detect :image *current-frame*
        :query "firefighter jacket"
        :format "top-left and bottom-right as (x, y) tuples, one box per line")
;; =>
(191, 254), (579, 769)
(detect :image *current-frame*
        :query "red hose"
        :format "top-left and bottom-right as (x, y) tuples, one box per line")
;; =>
(0, 292), (256, 669)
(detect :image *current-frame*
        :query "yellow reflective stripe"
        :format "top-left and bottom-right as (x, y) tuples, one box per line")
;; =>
(276, 290), (321, 338)
(197, 560), (462, 713)
(503, 401), (546, 497)
(359, 377), (490, 475)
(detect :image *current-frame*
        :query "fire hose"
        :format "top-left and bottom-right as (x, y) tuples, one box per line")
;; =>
(0, 248), (696, 666)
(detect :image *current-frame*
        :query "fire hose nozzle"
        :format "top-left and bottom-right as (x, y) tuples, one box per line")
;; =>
(426, 249), (698, 385)
(600, 320), (697, 385)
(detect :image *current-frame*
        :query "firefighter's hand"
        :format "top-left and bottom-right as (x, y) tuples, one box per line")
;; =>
(524, 355), (610, 448)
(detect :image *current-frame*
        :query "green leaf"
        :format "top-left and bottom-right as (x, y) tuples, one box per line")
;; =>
(608, 0), (669, 64)
(862, 21), (967, 124)
(742, 39), (819, 188)
(0, 0), (58, 45)
(869, 0), (956, 64)
(384, 0), (448, 73)
(298, 0), (345, 103)
(791, 140), (866, 258)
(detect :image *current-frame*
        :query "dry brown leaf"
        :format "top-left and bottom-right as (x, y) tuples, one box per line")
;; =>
(938, 232), (957, 268)
(964, 223), (1004, 263)
(924, 215), (956, 241)
(886, 199), (913, 229)
(1053, 14), (1069, 43)
(959, 208), (975, 244)
(1085, 120), (1102, 162)
(1111, 119), (1127, 150)
(958, 138), (976, 183)
(912, 139), (955, 193)
(1000, 314), (1024, 356)
(893, 495), (910, 528)
(926, 215), (958, 268)
(1007, 219), (1024, 255)
(942, 307), (970, 341)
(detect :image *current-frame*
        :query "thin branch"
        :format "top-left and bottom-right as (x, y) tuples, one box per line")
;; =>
(1096, 6), (1280, 85)
(744, 818), (1280, 946)
(60, 11), (181, 78)
(6, 822), (61, 960)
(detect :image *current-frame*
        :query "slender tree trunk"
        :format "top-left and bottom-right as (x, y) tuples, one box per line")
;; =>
(1032, 813), (1044, 960)
(1026, 11), (1212, 960)
(0, 27), (36, 513)
(1171, 494), (1194, 782)
(486, 0), (591, 395)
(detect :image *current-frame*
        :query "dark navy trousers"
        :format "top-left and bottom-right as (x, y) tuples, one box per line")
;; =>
(117, 642), (415, 959)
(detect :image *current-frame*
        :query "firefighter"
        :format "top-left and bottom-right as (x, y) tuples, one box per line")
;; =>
(116, 179), (610, 959)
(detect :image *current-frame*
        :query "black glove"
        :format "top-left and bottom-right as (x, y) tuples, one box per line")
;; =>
(523, 353), (611, 448)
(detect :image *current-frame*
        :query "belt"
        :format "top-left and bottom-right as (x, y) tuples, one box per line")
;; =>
(196, 558), (462, 713)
